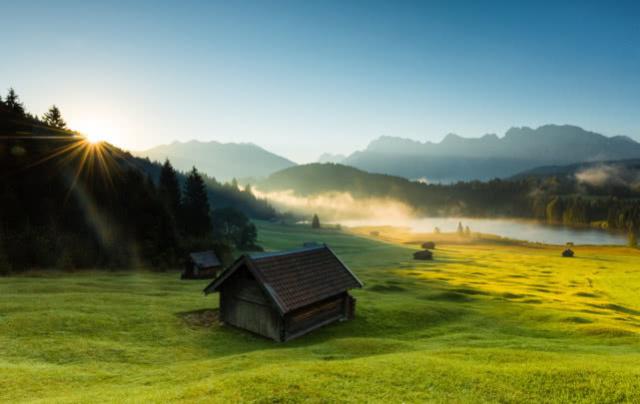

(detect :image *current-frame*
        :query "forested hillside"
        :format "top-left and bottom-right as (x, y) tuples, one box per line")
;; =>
(0, 89), (272, 272)
(259, 163), (640, 234)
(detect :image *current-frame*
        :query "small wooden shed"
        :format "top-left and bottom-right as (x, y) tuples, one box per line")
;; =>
(203, 244), (363, 342)
(182, 251), (222, 279)
(414, 250), (433, 260)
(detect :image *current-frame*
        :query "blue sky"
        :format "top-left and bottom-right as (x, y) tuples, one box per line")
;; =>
(2, 0), (639, 162)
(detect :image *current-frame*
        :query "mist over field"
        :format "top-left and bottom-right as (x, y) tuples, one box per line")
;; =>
(575, 164), (640, 189)
(253, 188), (415, 221)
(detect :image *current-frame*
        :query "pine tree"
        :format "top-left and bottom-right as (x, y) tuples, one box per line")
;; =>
(5, 88), (25, 115)
(182, 167), (212, 238)
(311, 214), (321, 229)
(43, 105), (67, 129)
(0, 237), (10, 276)
(629, 230), (638, 248)
(465, 226), (471, 237)
(158, 159), (181, 219)
(457, 222), (464, 235)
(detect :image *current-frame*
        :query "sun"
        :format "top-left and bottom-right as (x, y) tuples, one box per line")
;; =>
(84, 131), (108, 144)
(72, 118), (119, 146)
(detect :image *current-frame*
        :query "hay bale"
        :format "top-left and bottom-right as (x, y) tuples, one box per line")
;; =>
(421, 241), (436, 249)
(562, 248), (574, 257)
(370, 231), (380, 237)
(413, 250), (433, 260)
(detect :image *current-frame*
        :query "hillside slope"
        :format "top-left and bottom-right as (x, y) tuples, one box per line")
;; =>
(257, 163), (535, 217)
(0, 106), (275, 270)
(2, 222), (640, 402)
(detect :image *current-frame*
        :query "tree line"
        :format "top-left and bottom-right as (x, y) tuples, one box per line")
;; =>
(0, 87), (68, 129)
(260, 163), (640, 242)
(0, 87), (268, 274)
(158, 161), (262, 253)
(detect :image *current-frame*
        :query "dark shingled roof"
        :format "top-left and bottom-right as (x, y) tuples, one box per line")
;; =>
(204, 245), (363, 314)
(189, 251), (221, 269)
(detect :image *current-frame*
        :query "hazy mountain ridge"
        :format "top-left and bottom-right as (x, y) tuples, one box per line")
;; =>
(258, 163), (408, 197)
(138, 140), (296, 181)
(343, 125), (640, 182)
(317, 153), (346, 164)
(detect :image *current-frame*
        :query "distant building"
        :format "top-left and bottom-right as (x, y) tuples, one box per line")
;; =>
(413, 250), (433, 260)
(182, 251), (223, 279)
(203, 244), (363, 342)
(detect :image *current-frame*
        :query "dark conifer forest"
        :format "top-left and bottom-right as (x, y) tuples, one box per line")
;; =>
(2, 88), (639, 273)
(0, 89), (273, 273)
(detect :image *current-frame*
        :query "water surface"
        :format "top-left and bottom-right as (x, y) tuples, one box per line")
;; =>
(339, 217), (626, 246)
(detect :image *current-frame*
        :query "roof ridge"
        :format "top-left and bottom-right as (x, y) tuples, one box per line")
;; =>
(204, 243), (362, 314)
(248, 244), (326, 261)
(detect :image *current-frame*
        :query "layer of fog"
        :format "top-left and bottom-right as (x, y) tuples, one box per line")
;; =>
(252, 188), (416, 221)
(253, 188), (626, 245)
(575, 164), (640, 189)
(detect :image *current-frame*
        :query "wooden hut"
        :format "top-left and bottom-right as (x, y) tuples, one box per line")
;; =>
(413, 250), (433, 260)
(203, 244), (363, 342)
(182, 251), (222, 279)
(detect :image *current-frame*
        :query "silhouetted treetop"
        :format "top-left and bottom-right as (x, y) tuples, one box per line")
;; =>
(5, 88), (25, 115)
(158, 159), (181, 219)
(43, 105), (67, 129)
(182, 167), (212, 238)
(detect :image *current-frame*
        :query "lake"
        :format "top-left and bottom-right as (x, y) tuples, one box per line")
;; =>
(338, 217), (627, 246)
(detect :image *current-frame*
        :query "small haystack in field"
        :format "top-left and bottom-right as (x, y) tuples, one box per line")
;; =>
(562, 248), (575, 258)
(413, 250), (433, 260)
(421, 241), (436, 249)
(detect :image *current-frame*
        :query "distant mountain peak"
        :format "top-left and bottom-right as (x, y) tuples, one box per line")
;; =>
(137, 139), (296, 181)
(441, 133), (463, 143)
(343, 124), (640, 182)
(317, 153), (346, 164)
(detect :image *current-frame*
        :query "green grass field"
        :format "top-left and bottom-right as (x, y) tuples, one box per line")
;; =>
(2, 222), (640, 403)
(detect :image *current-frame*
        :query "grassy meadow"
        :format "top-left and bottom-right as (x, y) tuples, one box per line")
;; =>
(2, 221), (640, 402)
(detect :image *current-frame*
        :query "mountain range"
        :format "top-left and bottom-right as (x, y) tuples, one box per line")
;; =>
(137, 140), (296, 181)
(138, 125), (640, 183)
(342, 125), (640, 182)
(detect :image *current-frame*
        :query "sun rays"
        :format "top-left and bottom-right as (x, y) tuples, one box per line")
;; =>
(2, 134), (123, 195)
